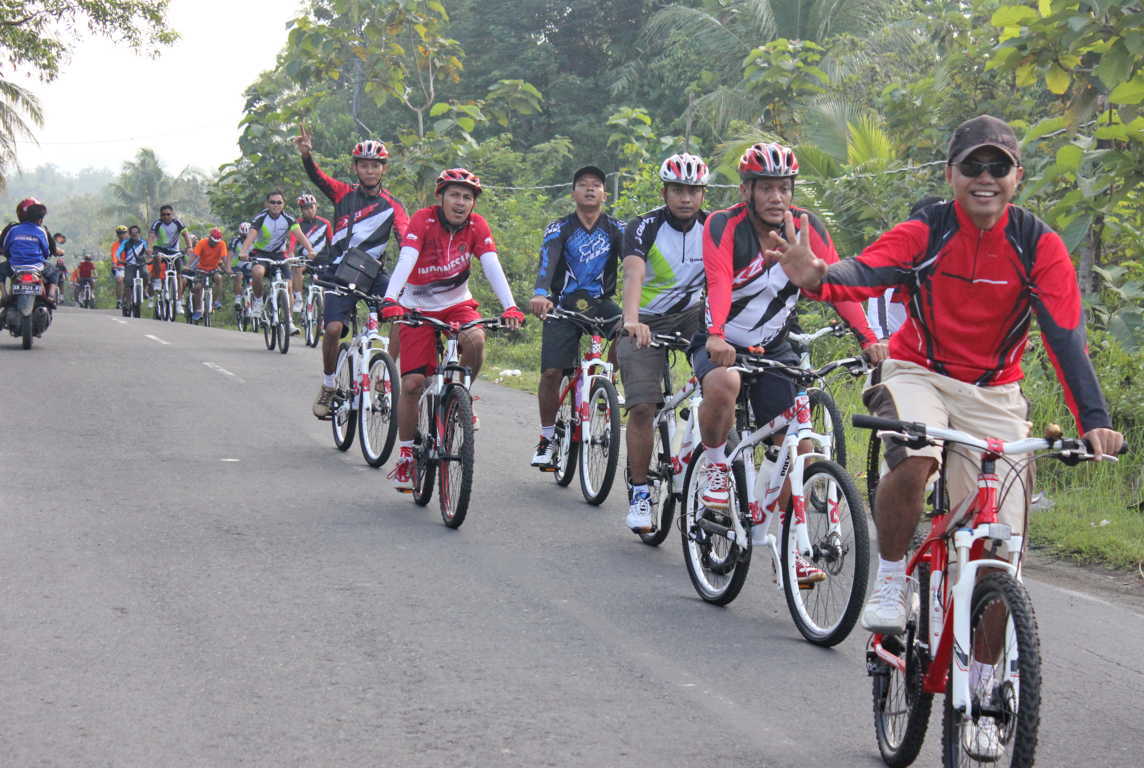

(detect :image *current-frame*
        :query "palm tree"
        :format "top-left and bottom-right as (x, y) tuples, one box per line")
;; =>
(104, 148), (176, 226)
(0, 77), (43, 189)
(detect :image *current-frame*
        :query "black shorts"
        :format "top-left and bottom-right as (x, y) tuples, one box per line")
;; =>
(540, 296), (621, 371)
(323, 270), (390, 331)
(689, 335), (800, 427)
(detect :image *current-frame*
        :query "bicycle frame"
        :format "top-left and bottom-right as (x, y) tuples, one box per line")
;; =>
(161, 255), (180, 307)
(656, 373), (701, 495)
(558, 331), (614, 449)
(333, 309), (391, 417)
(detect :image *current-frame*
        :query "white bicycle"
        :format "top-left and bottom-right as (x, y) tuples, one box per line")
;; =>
(302, 261), (325, 347)
(318, 279), (400, 468)
(154, 252), (182, 322)
(254, 257), (300, 354)
(681, 352), (871, 646)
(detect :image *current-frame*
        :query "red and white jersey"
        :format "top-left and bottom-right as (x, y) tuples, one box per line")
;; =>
(395, 206), (498, 311)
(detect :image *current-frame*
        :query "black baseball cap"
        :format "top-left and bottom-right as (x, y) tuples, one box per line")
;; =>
(947, 115), (1021, 166)
(572, 165), (607, 186)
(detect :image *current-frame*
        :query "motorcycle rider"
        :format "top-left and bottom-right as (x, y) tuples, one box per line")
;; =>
(0, 198), (59, 304)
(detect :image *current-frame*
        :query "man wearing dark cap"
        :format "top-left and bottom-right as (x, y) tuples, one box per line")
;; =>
(527, 165), (625, 468)
(773, 114), (1122, 690)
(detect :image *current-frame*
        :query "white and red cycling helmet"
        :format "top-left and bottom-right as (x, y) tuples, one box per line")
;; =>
(738, 141), (799, 180)
(351, 139), (389, 162)
(297, 192), (317, 207)
(659, 153), (710, 186)
(434, 168), (483, 197)
(238, 222), (252, 235)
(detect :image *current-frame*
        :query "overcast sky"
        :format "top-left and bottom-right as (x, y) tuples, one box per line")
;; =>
(12, 0), (303, 177)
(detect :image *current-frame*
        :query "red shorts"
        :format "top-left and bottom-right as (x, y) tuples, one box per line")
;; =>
(399, 299), (482, 377)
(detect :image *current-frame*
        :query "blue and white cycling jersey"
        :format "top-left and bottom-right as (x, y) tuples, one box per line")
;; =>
(2, 221), (51, 268)
(533, 212), (624, 301)
(117, 237), (149, 266)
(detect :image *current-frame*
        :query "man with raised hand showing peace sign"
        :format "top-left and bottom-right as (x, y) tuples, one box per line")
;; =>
(295, 122), (410, 421)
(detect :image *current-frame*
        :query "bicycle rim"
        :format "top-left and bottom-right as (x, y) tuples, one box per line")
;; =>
(263, 304), (275, 349)
(304, 302), (317, 346)
(808, 387), (847, 468)
(578, 378), (620, 504)
(679, 449), (751, 605)
(639, 420), (675, 547)
(941, 573), (1041, 768)
(331, 344), (355, 450)
(412, 396), (436, 507)
(277, 291), (290, 354)
(553, 375), (577, 486)
(781, 460), (869, 646)
(438, 387), (475, 528)
(359, 352), (399, 467)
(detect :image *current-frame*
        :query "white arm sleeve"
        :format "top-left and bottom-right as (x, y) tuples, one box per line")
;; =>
(384, 245), (419, 302)
(478, 251), (516, 309)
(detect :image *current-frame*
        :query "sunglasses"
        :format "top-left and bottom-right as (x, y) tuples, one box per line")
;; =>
(956, 159), (1014, 179)
(268, 200), (285, 205)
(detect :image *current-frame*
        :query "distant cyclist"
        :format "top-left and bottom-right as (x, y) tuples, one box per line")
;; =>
(117, 225), (150, 308)
(230, 222), (252, 298)
(528, 164), (625, 468)
(147, 204), (193, 311)
(186, 227), (230, 321)
(76, 254), (96, 302)
(380, 168), (525, 491)
(110, 225), (128, 308)
(618, 153), (710, 533)
(293, 123), (409, 420)
(292, 192), (331, 307)
(238, 190), (317, 326)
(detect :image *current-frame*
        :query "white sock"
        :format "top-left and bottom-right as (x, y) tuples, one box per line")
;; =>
(322, 373), (335, 387)
(878, 556), (906, 578)
(540, 425), (555, 440)
(294, 291), (302, 300)
(703, 442), (727, 466)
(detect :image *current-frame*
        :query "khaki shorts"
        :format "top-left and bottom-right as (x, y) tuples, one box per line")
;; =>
(617, 306), (703, 408)
(863, 359), (1032, 532)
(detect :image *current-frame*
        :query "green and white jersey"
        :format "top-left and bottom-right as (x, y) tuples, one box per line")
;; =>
(250, 209), (296, 254)
(623, 206), (707, 316)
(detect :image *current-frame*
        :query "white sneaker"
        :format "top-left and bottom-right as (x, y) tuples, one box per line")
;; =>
(963, 715), (1002, 761)
(530, 436), (555, 467)
(861, 570), (908, 634)
(252, 297), (264, 314)
(699, 462), (731, 511)
(292, 296), (303, 312)
(626, 488), (653, 532)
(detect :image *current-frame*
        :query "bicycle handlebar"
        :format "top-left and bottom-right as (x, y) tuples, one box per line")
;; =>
(313, 278), (380, 302)
(788, 323), (847, 345)
(397, 312), (507, 334)
(732, 353), (867, 384)
(545, 306), (621, 331)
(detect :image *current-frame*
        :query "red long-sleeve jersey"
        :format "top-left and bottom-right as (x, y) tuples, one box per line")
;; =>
(806, 200), (1110, 433)
(703, 202), (876, 350)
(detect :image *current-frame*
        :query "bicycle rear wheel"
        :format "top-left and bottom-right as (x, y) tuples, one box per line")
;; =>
(277, 290), (290, 354)
(639, 420), (676, 547)
(578, 377), (620, 505)
(781, 460), (869, 646)
(808, 387), (847, 468)
(359, 350), (399, 467)
(872, 564), (933, 767)
(438, 386), (475, 528)
(552, 375), (578, 486)
(412, 395), (436, 507)
(679, 448), (751, 605)
(941, 572), (1041, 768)
(235, 304), (246, 332)
(331, 343), (356, 450)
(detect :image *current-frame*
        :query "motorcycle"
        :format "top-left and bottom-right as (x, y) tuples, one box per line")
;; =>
(5, 266), (53, 349)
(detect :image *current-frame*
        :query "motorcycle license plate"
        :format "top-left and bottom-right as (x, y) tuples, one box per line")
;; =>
(13, 283), (41, 295)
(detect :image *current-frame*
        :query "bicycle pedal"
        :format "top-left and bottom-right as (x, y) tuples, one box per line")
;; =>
(798, 582), (817, 591)
(538, 465), (557, 473)
(396, 487), (414, 494)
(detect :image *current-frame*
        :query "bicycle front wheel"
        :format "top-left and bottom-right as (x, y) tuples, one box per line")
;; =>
(808, 387), (847, 467)
(262, 303), (276, 350)
(438, 386), (475, 528)
(872, 563), (934, 767)
(331, 343), (356, 451)
(639, 420), (676, 547)
(941, 572), (1041, 768)
(552, 375), (578, 487)
(578, 377), (620, 505)
(304, 295), (319, 347)
(679, 447), (751, 605)
(412, 395), (436, 507)
(781, 460), (869, 646)
(359, 351), (399, 468)
(277, 290), (290, 354)
(867, 429), (883, 512)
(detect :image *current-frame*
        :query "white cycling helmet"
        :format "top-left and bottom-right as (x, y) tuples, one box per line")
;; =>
(297, 192), (317, 207)
(238, 221), (251, 235)
(659, 153), (710, 186)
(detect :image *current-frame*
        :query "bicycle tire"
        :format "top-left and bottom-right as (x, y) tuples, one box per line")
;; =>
(412, 394), (436, 507)
(941, 572), (1041, 768)
(263, 304), (276, 350)
(781, 459), (869, 646)
(552, 374), (578, 486)
(679, 447), (752, 605)
(867, 429), (883, 512)
(438, 386), (475, 528)
(277, 290), (290, 354)
(639, 420), (677, 547)
(808, 387), (847, 468)
(304, 296), (318, 347)
(359, 350), (400, 468)
(578, 377), (621, 505)
(873, 564), (933, 767)
(235, 305), (246, 332)
(331, 343), (356, 451)
(314, 292), (324, 344)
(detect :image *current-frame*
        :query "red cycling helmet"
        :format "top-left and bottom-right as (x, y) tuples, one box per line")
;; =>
(738, 142), (799, 180)
(434, 168), (482, 197)
(209, 227), (223, 241)
(351, 140), (389, 162)
(297, 192), (317, 207)
(16, 197), (45, 222)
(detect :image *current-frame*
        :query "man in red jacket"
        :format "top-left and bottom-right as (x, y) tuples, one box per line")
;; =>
(773, 115), (1123, 639)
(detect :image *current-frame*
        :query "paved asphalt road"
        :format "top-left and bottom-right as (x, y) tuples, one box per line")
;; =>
(2, 308), (1142, 767)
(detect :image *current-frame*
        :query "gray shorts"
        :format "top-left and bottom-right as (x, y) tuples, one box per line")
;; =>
(617, 306), (703, 407)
